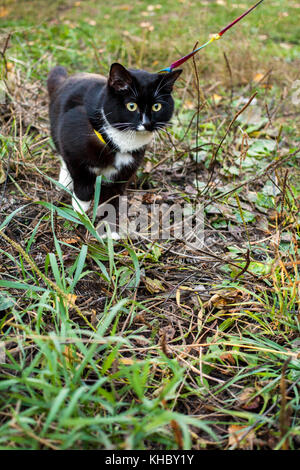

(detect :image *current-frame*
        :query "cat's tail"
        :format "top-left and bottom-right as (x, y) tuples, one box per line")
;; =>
(47, 66), (68, 97)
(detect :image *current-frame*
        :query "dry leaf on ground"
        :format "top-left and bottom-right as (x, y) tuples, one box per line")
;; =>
(228, 424), (256, 449)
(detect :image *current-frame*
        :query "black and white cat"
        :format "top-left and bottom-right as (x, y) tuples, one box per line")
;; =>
(47, 63), (182, 214)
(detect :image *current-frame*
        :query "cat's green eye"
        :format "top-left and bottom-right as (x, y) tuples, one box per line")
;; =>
(126, 102), (138, 112)
(152, 103), (162, 112)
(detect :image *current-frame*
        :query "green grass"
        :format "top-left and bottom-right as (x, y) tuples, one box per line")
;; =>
(0, 0), (300, 451)
(0, 200), (217, 449)
(1, 0), (300, 79)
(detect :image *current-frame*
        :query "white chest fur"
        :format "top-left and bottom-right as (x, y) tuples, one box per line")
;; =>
(114, 152), (134, 169)
(89, 152), (134, 180)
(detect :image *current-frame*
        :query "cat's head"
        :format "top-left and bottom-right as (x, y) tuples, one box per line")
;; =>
(102, 63), (182, 135)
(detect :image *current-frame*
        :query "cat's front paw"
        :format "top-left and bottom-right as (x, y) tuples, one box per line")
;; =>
(59, 160), (73, 191)
(72, 196), (91, 214)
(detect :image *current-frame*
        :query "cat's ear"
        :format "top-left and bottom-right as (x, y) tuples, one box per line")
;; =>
(108, 63), (133, 92)
(158, 69), (182, 92)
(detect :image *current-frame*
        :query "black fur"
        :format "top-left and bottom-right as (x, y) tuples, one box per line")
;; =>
(47, 63), (182, 208)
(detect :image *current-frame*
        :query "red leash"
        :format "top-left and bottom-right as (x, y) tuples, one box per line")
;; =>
(159, 0), (265, 73)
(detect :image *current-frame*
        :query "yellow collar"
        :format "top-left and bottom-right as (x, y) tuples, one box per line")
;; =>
(93, 128), (106, 145)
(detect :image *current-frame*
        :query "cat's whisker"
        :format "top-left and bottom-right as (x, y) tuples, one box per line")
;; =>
(154, 127), (167, 134)
(155, 94), (172, 99)
(156, 121), (173, 127)
(153, 131), (164, 145)
(112, 123), (136, 131)
(155, 128), (167, 138)
(154, 128), (170, 140)
(155, 99), (169, 106)
(156, 127), (169, 134)
(97, 110), (113, 118)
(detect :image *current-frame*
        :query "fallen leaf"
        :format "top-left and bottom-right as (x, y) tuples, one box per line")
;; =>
(220, 352), (236, 365)
(0, 7), (10, 17)
(212, 94), (223, 105)
(238, 387), (261, 410)
(57, 293), (77, 309)
(253, 72), (265, 83)
(119, 4), (133, 10)
(60, 236), (81, 244)
(144, 277), (165, 293)
(176, 286), (196, 310)
(204, 289), (246, 310)
(183, 100), (194, 110)
(228, 424), (255, 449)
(0, 160), (6, 184)
(91, 309), (97, 326)
(119, 357), (135, 365)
